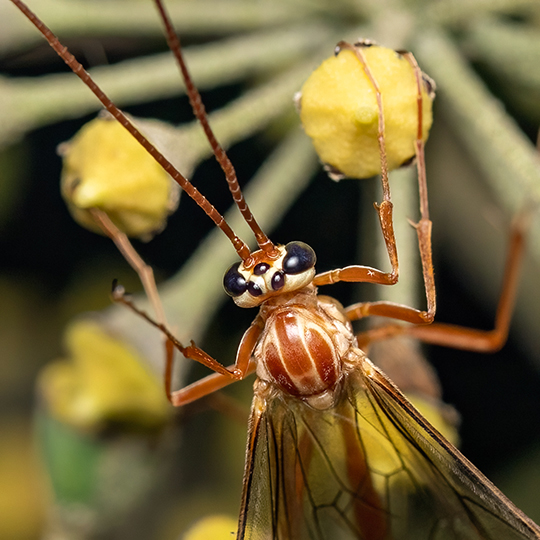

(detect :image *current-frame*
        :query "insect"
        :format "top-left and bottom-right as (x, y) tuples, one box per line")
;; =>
(10, 0), (540, 538)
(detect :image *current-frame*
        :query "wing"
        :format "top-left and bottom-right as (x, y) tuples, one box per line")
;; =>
(237, 354), (540, 540)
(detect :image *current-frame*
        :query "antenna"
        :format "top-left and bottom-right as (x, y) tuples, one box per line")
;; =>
(153, 0), (277, 257)
(10, 0), (270, 263)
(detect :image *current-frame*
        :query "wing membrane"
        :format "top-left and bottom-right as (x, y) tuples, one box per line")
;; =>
(367, 359), (540, 539)
(238, 354), (540, 540)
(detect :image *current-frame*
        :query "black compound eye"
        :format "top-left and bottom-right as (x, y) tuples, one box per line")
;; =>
(253, 262), (270, 276)
(283, 242), (316, 275)
(247, 281), (263, 297)
(271, 271), (285, 291)
(223, 263), (247, 297)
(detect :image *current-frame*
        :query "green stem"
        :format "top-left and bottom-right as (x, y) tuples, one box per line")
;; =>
(0, 22), (331, 145)
(414, 26), (540, 258)
(2, 0), (309, 53)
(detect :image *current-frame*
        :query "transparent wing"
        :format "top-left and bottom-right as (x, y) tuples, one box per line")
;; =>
(238, 355), (540, 540)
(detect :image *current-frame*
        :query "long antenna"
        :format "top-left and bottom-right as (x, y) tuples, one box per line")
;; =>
(153, 0), (277, 257)
(10, 0), (254, 261)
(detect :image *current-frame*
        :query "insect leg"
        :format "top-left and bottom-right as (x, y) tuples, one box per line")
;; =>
(170, 361), (257, 407)
(112, 286), (238, 378)
(90, 208), (167, 326)
(353, 207), (532, 352)
(313, 43), (399, 289)
(169, 319), (263, 405)
(315, 48), (436, 325)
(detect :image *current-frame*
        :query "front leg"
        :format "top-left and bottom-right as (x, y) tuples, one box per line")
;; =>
(313, 200), (398, 287)
(314, 46), (436, 324)
(169, 319), (263, 406)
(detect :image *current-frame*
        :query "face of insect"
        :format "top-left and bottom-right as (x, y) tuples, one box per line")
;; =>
(223, 241), (317, 308)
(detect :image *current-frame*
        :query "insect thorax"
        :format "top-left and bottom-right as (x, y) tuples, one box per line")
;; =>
(255, 289), (355, 410)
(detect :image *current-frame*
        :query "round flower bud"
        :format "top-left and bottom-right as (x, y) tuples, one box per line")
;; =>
(298, 43), (434, 180)
(60, 116), (180, 240)
(38, 319), (170, 430)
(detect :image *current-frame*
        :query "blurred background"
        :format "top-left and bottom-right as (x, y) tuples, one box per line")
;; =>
(1, 0), (540, 538)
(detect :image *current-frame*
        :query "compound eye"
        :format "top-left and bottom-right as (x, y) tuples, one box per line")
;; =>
(283, 242), (316, 275)
(223, 262), (247, 297)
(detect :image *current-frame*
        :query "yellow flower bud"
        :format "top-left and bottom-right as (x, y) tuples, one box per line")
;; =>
(298, 44), (434, 180)
(184, 515), (238, 540)
(39, 320), (170, 430)
(406, 394), (460, 447)
(60, 116), (180, 239)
